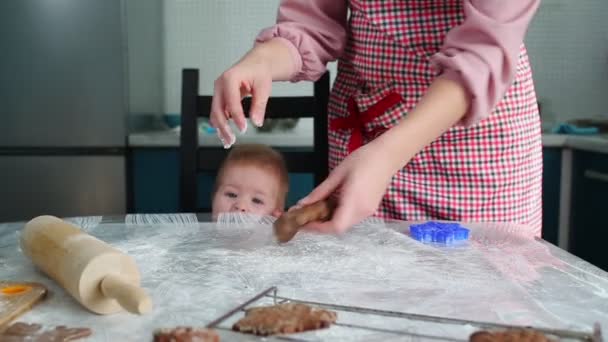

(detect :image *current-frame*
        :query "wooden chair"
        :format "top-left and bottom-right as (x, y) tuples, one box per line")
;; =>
(179, 68), (330, 213)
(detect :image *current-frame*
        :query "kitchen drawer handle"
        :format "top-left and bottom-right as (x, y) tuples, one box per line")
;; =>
(584, 169), (608, 183)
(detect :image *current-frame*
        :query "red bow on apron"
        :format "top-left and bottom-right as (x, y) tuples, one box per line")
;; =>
(330, 92), (404, 154)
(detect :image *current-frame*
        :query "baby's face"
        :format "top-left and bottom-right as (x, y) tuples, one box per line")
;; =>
(212, 164), (281, 220)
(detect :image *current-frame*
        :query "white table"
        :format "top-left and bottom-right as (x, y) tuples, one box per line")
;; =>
(1, 214), (607, 341)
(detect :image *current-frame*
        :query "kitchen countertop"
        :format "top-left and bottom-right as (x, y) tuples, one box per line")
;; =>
(1, 213), (607, 341)
(128, 119), (314, 148)
(542, 133), (608, 153)
(128, 120), (608, 153)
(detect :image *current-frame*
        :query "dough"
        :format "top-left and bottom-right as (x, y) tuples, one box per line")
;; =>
(273, 198), (337, 243)
(469, 329), (554, 342)
(153, 327), (220, 342)
(232, 303), (337, 336)
(0, 322), (91, 341)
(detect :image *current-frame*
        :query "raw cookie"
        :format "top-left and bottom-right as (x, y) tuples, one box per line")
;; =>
(469, 329), (554, 342)
(0, 322), (92, 341)
(232, 303), (337, 336)
(153, 326), (220, 342)
(273, 198), (337, 243)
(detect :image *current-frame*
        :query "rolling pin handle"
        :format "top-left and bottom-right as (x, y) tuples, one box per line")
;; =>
(100, 274), (152, 315)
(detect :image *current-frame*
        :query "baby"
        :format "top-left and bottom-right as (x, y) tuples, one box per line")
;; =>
(211, 143), (289, 220)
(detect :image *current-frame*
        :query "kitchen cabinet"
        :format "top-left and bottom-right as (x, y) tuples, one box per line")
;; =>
(541, 147), (561, 245)
(569, 150), (608, 271)
(0, 155), (125, 222)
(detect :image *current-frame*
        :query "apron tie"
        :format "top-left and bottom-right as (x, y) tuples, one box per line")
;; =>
(330, 92), (403, 154)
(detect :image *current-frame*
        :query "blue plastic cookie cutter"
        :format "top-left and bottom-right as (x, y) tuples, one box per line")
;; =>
(409, 221), (469, 245)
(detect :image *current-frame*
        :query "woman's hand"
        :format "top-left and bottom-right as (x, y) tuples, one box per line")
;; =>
(295, 139), (397, 234)
(210, 55), (273, 148)
(210, 39), (298, 147)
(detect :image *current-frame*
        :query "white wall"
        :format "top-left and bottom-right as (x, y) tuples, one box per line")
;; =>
(125, 0), (163, 116)
(525, 0), (608, 123)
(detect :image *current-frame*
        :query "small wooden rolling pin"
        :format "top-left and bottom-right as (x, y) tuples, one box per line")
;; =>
(273, 197), (338, 243)
(20, 215), (152, 315)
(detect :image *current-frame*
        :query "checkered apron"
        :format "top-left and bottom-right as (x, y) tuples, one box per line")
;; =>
(328, 0), (543, 235)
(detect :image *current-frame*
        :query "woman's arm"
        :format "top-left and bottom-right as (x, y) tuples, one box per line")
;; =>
(378, 78), (469, 172)
(430, 0), (541, 126)
(255, 0), (348, 81)
(383, 0), (542, 171)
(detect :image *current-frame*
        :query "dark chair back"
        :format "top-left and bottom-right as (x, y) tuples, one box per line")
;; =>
(179, 68), (330, 213)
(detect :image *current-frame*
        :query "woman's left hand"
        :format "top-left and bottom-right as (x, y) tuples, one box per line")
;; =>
(294, 139), (398, 234)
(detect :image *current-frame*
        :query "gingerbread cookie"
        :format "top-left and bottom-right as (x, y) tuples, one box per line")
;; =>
(232, 303), (337, 336)
(274, 198), (337, 243)
(470, 329), (554, 342)
(0, 322), (91, 341)
(153, 326), (220, 342)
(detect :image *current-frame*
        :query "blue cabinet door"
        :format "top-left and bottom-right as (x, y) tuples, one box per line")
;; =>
(130, 149), (313, 213)
(541, 148), (562, 245)
(130, 149), (180, 213)
(570, 150), (608, 271)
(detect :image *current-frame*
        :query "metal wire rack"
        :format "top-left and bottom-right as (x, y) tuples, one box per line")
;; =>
(205, 286), (603, 342)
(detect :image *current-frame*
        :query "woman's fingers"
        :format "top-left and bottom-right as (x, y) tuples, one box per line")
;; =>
(249, 78), (271, 127)
(224, 76), (247, 134)
(211, 69), (271, 146)
(209, 89), (234, 148)
(297, 167), (354, 234)
(303, 186), (356, 234)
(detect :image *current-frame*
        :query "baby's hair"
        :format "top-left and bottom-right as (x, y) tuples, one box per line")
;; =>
(213, 143), (289, 208)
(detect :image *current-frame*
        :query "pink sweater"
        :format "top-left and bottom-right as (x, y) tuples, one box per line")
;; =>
(256, 0), (540, 125)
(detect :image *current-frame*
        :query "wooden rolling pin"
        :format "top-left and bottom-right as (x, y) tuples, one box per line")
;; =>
(20, 215), (152, 315)
(273, 197), (338, 243)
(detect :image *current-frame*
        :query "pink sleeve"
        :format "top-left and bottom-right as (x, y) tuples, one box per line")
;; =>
(430, 0), (541, 126)
(255, 0), (348, 82)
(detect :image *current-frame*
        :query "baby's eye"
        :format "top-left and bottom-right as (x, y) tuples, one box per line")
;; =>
(252, 198), (264, 205)
(224, 191), (237, 198)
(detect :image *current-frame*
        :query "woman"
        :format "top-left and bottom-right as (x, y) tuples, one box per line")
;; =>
(209, 0), (543, 237)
